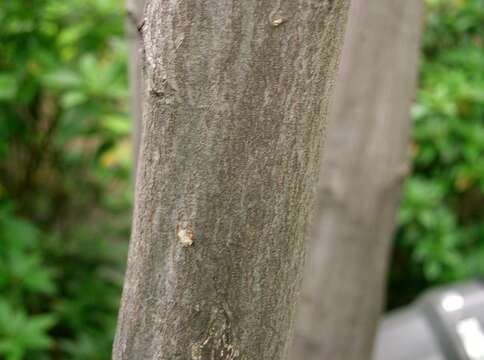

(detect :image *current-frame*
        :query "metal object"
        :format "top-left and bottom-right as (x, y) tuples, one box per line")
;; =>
(374, 281), (484, 360)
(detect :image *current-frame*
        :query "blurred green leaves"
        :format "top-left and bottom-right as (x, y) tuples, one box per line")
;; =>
(0, 0), (130, 358)
(0, 0), (131, 217)
(0, 205), (56, 298)
(389, 0), (484, 307)
(0, 300), (56, 360)
(0, 205), (57, 359)
(0, 74), (18, 101)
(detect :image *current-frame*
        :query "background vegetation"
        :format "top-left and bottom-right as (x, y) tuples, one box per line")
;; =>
(0, 0), (482, 358)
(388, 0), (484, 308)
(0, 1), (130, 358)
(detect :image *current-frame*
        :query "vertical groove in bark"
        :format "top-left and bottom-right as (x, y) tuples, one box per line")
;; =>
(113, 1), (350, 359)
(125, 0), (147, 177)
(290, 1), (423, 360)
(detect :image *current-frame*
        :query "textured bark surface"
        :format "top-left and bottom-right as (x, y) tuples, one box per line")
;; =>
(290, 1), (422, 360)
(125, 0), (147, 176)
(113, 1), (349, 359)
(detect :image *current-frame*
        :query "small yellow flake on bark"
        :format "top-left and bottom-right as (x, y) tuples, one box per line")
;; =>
(271, 17), (285, 26)
(177, 225), (193, 247)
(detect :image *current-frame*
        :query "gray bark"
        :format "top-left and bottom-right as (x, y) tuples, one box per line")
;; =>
(113, 1), (350, 359)
(126, 0), (147, 177)
(290, 1), (422, 359)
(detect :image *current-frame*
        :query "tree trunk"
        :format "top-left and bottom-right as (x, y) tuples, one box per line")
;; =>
(125, 0), (147, 177)
(113, 1), (350, 359)
(290, 1), (422, 360)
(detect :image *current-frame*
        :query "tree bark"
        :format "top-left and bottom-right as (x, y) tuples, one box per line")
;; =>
(290, 1), (422, 360)
(125, 0), (147, 177)
(113, 1), (350, 359)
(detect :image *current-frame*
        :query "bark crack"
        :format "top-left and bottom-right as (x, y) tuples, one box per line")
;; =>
(191, 307), (240, 360)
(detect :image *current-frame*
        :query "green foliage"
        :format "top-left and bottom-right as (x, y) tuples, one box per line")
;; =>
(0, 206), (56, 360)
(0, 0), (130, 358)
(389, 0), (484, 307)
(0, 300), (55, 360)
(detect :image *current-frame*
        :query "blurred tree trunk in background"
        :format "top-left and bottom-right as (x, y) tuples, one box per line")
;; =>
(290, 1), (422, 359)
(113, 1), (350, 359)
(125, 0), (146, 177)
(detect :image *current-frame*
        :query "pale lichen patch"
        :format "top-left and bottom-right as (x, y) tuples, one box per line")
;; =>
(177, 224), (193, 247)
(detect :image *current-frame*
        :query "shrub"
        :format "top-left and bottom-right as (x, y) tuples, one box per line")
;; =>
(389, 0), (484, 308)
(0, 0), (130, 358)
